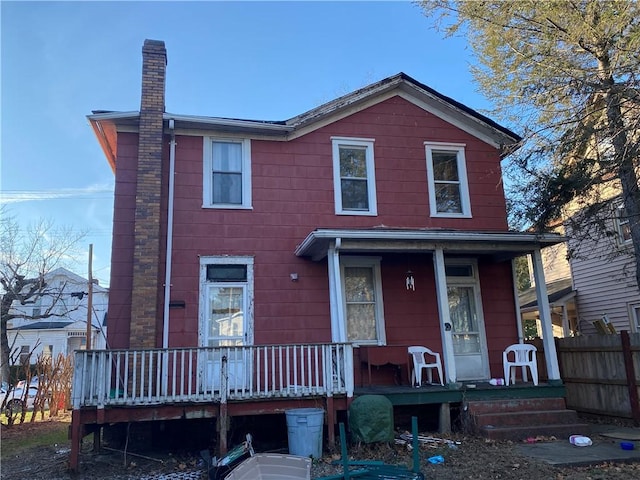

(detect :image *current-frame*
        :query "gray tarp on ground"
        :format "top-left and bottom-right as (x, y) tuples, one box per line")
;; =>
(349, 395), (394, 443)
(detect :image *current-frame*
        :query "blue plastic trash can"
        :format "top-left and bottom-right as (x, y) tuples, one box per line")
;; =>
(285, 408), (324, 458)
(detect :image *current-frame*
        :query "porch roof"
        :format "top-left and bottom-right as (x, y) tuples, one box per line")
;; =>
(519, 277), (576, 312)
(295, 228), (564, 261)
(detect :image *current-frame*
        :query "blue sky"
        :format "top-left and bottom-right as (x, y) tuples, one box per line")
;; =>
(1, 1), (493, 287)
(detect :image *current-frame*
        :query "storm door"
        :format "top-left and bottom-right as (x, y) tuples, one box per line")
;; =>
(445, 262), (489, 380)
(199, 258), (253, 391)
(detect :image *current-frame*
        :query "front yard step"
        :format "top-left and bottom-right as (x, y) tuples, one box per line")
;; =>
(467, 397), (567, 415)
(474, 409), (580, 428)
(466, 397), (589, 441)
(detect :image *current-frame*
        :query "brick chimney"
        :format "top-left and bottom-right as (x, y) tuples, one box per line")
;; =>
(129, 39), (167, 349)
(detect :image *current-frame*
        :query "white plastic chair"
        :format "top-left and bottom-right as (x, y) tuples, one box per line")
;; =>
(503, 343), (538, 386)
(408, 346), (444, 386)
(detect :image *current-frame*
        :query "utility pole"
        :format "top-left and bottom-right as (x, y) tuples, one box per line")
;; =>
(86, 244), (93, 350)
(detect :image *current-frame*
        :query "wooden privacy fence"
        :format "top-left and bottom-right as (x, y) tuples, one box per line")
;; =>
(532, 332), (640, 423)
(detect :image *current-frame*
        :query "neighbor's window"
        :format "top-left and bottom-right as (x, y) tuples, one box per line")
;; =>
(425, 142), (471, 217)
(32, 297), (42, 317)
(19, 345), (30, 365)
(203, 137), (252, 208)
(631, 303), (640, 332)
(341, 257), (385, 344)
(332, 137), (377, 215)
(616, 203), (632, 245)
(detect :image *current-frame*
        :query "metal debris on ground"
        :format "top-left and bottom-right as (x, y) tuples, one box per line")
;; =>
(138, 471), (204, 480)
(201, 433), (255, 480)
(395, 432), (461, 450)
(315, 418), (424, 480)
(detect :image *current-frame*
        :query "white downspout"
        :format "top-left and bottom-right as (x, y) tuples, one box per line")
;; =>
(162, 119), (176, 350)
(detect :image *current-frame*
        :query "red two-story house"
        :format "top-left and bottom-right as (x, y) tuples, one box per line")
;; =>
(70, 39), (566, 470)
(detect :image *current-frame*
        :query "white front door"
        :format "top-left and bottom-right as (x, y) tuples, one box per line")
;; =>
(199, 257), (254, 391)
(445, 262), (489, 380)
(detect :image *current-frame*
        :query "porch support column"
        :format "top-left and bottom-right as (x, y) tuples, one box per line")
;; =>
(433, 248), (456, 384)
(511, 259), (525, 343)
(328, 239), (346, 342)
(531, 248), (561, 382)
(561, 302), (570, 337)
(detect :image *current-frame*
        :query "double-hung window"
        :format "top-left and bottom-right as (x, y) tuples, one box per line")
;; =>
(615, 203), (632, 245)
(631, 303), (640, 332)
(203, 137), (251, 208)
(341, 256), (385, 344)
(332, 137), (377, 215)
(425, 142), (471, 217)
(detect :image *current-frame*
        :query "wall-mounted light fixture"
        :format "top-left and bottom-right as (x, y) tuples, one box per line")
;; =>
(405, 270), (415, 291)
(290, 273), (299, 282)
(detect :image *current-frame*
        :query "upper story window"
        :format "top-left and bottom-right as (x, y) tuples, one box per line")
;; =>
(425, 142), (471, 218)
(203, 137), (252, 209)
(32, 298), (42, 318)
(331, 137), (377, 215)
(616, 203), (632, 245)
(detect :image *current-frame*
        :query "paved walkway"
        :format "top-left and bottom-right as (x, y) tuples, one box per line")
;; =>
(516, 423), (640, 466)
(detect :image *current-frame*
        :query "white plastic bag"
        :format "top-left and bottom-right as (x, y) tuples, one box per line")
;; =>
(569, 435), (592, 446)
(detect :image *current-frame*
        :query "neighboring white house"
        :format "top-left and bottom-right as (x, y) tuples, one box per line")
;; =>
(519, 193), (640, 337)
(565, 197), (640, 334)
(518, 223), (579, 338)
(7, 267), (108, 364)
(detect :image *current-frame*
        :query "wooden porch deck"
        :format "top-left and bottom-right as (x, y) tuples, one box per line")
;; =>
(356, 381), (567, 405)
(69, 343), (565, 472)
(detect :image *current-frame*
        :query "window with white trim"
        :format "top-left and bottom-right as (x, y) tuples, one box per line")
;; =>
(332, 137), (377, 215)
(203, 137), (252, 208)
(425, 142), (471, 217)
(615, 203), (632, 245)
(630, 303), (640, 332)
(341, 256), (385, 344)
(32, 297), (42, 318)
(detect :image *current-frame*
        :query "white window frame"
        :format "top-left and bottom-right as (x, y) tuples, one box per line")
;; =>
(425, 142), (471, 218)
(340, 256), (386, 345)
(331, 137), (377, 216)
(199, 256), (254, 346)
(203, 137), (252, 209)
(630, 303), (640, 333)
(615, 203), (632, 246)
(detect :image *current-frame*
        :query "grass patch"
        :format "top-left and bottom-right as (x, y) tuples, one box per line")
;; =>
(0, 413), (70, 460)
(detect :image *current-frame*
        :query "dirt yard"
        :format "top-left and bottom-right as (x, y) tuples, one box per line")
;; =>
(2, 414), (640, 479)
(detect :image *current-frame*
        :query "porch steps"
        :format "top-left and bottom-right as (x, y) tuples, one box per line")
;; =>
(466, 397), (590, 441)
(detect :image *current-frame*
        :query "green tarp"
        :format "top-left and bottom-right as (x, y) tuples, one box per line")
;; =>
(349, 395), (394, 443)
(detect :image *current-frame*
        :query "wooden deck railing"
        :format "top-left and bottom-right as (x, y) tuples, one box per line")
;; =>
(72, 343), (354, 408)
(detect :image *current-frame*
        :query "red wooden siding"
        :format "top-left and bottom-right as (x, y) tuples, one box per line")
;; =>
(108, 95), (514, 368)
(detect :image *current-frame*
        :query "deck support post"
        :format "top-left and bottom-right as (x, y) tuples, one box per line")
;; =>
(326, 397), (335, 449)
(438, 402), (451, 434)
(218, 403), (229, 456)
(70, 409), (82, 472)
(218, 354), (229, 456)
(93, 425), (102, 452)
